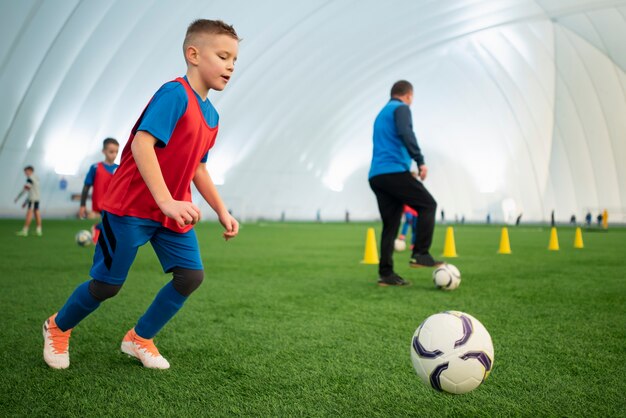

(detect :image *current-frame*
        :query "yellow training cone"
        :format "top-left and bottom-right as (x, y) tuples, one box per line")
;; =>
(602, 209), (608, 230)
(574, 227), (584, 249)
(498, 227), (512, 254)
(548, 227), (559, 251)
(362, 228), (379, 264)
(442, 226), (458, 257)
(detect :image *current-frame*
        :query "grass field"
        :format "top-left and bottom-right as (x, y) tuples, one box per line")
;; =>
(0, 219), (624, 417)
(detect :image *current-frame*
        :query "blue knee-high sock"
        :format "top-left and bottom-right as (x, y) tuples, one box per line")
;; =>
(55, 280), (101, 331)
(135, 281), (187, 339)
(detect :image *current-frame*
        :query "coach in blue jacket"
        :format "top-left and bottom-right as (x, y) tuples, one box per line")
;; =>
(369, 80), (441, 286)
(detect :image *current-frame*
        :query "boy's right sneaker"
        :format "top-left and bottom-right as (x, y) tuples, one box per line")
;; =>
(378, 273), (411, 287)
(121, 328), (170, 369)
(16, 230), (28, 237)
(42, 313), (72, 369)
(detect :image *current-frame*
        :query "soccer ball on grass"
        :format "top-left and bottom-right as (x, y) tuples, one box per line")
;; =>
(410, 311), (494, 394)
(75, 230), (92, 247)
(432, 263), (461, 290)
(394, 238), (407, 252)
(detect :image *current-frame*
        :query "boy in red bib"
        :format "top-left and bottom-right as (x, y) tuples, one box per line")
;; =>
(79, 137), (119, 243)
(43, 20), (240, 370)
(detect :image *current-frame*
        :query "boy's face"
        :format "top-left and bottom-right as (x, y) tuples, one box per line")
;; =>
(103, 144), (119, 163)
(190, 34), (238, 91)
(24, 169), (33, 177)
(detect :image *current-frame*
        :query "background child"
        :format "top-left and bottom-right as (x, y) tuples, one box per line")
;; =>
(397, 170), (419, 248)
(14, 165), (42, 237)
(398, 205), (418, 248)
(79, 138), (119, 243)
(42, 19), (240, 370)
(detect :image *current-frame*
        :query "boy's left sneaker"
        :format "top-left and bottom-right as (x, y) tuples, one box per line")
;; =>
(121, 328), (170, 369)
(16, 230), (28, 237)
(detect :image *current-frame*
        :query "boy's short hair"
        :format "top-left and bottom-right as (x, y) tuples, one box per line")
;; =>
(390, 80), (413, 97)
(102, 137), (119, 149)
(24, 165), (34, 172)
(183, 19), (240, 60)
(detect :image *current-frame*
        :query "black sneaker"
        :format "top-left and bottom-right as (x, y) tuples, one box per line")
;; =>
(409, 254), (444, 268)
(377, 273), (411, 287)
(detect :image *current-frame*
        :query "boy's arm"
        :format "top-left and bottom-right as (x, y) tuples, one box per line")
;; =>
(14, 189), (25, 203)
(14, 183), (29, 203)
(79, 185), (91, 218)
(193, 163), (239, 240)
(79, 165), (96, 218)
(132, 131), (201, 228)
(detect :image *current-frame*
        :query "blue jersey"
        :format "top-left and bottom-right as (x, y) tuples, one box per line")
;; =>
(137, 75), (218, 163)
(84, 162), (118, 185)
(369, 99), (425, 178)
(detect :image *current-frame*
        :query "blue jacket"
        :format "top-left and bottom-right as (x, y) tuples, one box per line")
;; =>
(369, 99), (425, 179)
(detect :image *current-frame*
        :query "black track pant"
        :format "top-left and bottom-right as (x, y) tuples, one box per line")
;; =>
(369, 171), (437, 276)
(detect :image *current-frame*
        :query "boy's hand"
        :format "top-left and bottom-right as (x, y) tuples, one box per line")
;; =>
(159, 200), (201, 229)
(79, 206), (87, 219)
(219, 213), (239, 241)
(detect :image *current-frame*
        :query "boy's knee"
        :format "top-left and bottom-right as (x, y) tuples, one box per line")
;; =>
(88, 279), (122, 301)
(172, 268), (204, 296)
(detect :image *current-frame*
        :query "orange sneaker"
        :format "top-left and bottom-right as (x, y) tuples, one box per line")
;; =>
(121, 328), (170, 369)
(42, 313), (72, 369)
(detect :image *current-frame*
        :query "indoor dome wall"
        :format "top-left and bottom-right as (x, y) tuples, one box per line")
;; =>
(0, 0), (624, 222)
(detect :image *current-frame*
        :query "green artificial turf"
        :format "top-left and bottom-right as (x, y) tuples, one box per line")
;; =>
(0, 220), (624, 417)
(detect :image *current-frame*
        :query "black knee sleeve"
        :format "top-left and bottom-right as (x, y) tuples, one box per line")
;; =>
(88, 279), (122, 302)
(171, 268), (204, 297)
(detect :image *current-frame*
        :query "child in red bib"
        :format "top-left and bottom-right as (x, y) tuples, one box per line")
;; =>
(79, 137), (119, 243)
(43, 20), (240, 370)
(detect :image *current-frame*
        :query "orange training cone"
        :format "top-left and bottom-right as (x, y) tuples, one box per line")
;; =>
(548, 227), (559, 251)
(498, 227), (512, 254)
(574, 227), (584, 249)
(442, 226), (458, 257)
(362, 227), (379, 264)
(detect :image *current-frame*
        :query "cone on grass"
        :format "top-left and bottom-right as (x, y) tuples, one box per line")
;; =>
(548, 227), (559, 251)
(498, 227), (512, 254)
(574, 227), (584, 249)
(442, 226), (458, 257)
(362, 227), (379, 264)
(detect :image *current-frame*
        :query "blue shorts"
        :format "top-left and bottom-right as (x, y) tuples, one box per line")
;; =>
(90, 211), (203, 285)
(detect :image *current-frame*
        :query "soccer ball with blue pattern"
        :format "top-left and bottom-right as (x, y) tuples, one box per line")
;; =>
(75, 230), (92, 247)
(432, 263), (461, 290)
(410, 311), (494, 394)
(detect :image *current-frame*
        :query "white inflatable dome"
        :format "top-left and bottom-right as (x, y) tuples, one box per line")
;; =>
(1, 0), (624, 222)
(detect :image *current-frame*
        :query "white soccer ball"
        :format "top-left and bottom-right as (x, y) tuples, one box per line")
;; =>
(394, 238), (407, 252)
(432, 263), (461, 290)
(410, 311), (494, 394)
(75, 230), (92, 247)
